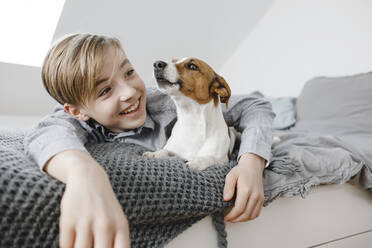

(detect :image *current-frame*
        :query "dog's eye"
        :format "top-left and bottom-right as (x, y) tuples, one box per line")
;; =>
(187, 62), (199, 71)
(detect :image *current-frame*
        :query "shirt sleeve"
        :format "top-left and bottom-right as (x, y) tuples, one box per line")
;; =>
(23, 106), (93, 172)
(222, 92), (275, 167)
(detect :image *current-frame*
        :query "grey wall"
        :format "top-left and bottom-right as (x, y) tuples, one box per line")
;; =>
(54, 0), (274, 87)
(0, 0), (274, 116)
(0, 62), (57, 116)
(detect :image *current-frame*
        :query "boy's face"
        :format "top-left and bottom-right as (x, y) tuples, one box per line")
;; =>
(81, 47), (147, 133)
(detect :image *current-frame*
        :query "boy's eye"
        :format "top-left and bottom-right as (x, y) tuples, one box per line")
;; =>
(99, 87), (111, 97)
(125, 69), (135, 77)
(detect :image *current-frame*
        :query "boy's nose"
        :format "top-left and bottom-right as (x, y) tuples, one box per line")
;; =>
(120, 96), (130, 101)
(153, 61), (167, 70)
(119, 85), (136, 102)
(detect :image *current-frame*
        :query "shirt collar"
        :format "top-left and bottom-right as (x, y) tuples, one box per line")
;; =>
(88, 113), (155, 140)
(142, 113), (156, 130)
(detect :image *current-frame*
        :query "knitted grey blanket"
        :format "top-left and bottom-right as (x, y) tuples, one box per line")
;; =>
(0, 128), (365, 248)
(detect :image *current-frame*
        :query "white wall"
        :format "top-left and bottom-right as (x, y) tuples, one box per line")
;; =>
(220, 0), (372, 97)
(0, 0), (65, 67)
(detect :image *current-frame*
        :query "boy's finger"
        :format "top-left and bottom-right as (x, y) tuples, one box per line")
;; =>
(94, 228), (115, 248)
(231, 196), (258, 222)
(74, 225), (93, 248)
(224, 190), (249, 221)
(59, 224), (75, 248)
(223, 171), (238, 201)
(245, 195), (259, 220)
(249, 199), (264, 220)
(114, 229), (131, 248)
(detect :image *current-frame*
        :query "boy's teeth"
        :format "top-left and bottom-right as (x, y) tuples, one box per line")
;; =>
(121, 100), (139, 114)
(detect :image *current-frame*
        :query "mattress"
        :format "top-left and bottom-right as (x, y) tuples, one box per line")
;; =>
(167, 182), (372, 248)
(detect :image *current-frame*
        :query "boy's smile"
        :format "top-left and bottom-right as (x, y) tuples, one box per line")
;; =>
(79, 46), (147, 132)
(119, 97), (141, 115)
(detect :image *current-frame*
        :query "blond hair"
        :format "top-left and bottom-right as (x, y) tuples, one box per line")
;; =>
(42, 33), (122, 106)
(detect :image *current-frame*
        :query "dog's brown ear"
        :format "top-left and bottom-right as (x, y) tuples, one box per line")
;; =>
(210, 73), (231, 108)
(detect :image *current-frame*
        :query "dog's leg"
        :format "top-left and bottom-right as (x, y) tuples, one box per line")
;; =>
(142, 149), (175, 159)
(187, 156), (227, 170)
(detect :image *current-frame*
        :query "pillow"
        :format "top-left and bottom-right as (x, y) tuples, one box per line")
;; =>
(296, 71), (372, 122)
(250, 91), (297, 130)
(268, 97), (297, 130)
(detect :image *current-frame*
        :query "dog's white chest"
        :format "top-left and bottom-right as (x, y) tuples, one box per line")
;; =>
(164, 99), (231, 162)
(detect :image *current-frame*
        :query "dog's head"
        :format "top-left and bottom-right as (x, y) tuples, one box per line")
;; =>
(153, 58), (231, 107)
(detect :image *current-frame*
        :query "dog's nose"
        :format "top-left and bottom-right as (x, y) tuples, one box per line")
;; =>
(153, 61), (167, 70)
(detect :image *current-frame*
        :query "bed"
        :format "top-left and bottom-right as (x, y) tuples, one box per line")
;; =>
(0, 71), (371, 248)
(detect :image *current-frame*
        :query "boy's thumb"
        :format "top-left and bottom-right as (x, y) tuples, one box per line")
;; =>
(223, 172), (237, 201)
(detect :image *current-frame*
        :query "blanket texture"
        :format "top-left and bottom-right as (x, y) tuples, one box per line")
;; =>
(0, 128), (366, 247)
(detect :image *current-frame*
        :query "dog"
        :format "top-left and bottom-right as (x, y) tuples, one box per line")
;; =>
(143, 58), (237, 170)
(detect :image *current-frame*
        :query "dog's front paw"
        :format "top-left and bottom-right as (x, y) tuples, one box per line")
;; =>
(186, 159), (206, 170)
(187, 156), (224, 170)
(142, 149), (172, 159)
(142, 151), (156, 158)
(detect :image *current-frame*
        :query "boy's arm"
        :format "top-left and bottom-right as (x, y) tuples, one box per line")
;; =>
(24, 107), (131, 247)
(46, 150), (130, 248)
(222, 92), (275, 223)
(222, 92), (275, 164)
(24, 106), (93, 171)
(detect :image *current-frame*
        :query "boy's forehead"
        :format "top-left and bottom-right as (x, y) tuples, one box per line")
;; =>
(97, 48), (129, 83)
(103, 47), (127, 66)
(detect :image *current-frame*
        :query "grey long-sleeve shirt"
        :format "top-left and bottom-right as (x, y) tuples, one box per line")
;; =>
(24, 88), (275, 171)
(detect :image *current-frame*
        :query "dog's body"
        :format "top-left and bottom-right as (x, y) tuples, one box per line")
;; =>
(143, 58), (236, 170)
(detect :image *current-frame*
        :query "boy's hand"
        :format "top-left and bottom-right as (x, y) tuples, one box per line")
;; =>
(45, 150), (131, 248)
(223, 153), (265, 222)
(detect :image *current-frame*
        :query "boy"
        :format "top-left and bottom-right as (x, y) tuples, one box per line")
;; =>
(25, 33), (275, 248)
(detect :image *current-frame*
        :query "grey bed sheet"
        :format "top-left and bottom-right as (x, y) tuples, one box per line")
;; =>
(265, 127), (366, 204)
(290, 119), (372, 191)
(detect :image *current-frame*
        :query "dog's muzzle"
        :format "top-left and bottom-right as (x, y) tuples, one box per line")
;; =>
(153, 60), (183, 88)
(153, 60), (167, 79)
(153, 60), (169, 83)
(153, 60), (183, 90)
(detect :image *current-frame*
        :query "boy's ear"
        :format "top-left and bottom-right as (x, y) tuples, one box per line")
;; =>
(63, 103), (90, 121)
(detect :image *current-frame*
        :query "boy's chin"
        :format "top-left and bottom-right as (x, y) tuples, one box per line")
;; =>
(118, 112), (147, 131)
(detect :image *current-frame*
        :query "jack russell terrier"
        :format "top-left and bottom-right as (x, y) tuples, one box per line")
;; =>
(143, 58), (237, 170)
